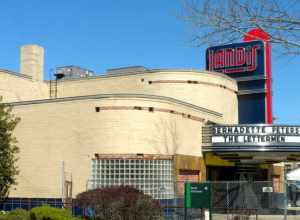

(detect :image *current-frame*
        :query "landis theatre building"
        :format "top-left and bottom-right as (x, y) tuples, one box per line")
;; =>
(1, 42), (299, 208)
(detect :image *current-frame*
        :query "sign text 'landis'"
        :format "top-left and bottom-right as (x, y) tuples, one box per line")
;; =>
(206, 42), (263, 74)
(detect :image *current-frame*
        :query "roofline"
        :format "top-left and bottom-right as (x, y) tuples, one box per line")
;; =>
(149, 69), (236, 82)
(0, 69), (32, 80)
(45, 68), (237, 85)
(7, 93), (222, 118)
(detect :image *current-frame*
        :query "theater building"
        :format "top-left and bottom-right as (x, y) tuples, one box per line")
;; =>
(1, 40), (299, 208)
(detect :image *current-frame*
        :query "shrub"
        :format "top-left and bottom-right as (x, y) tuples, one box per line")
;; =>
(76, 186), (162, 220)
(30, 205), (81, 220)
(0, 206), (81, 220)
(0, 205), (80, 220)
(0, 208), (29, 220)
(29, 212), (37, 220)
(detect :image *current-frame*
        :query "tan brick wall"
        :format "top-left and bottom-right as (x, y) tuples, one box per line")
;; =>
(0, 70), (48, 102)
(1, 68), (238, 199)
(1, 69), (238, 124)
(11, 96), (224, 198)
(54, 70), (238, 124)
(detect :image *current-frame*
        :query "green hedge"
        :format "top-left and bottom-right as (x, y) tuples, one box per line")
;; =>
(0, 208), (29, 220)
(0, 206), (81, 220)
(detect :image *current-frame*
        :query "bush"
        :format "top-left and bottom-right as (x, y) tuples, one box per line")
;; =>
(0, 206), (81, 220)
(30, 205), (81, 220)
(0, 208), (29, 220)
(76, 186), (162, 220)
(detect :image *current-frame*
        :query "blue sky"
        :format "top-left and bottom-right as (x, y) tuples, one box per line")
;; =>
(0, 0), (299, 124)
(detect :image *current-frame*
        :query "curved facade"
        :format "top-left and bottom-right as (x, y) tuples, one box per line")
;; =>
(54, 70), (238, 124)
(1, 45), (238, 203)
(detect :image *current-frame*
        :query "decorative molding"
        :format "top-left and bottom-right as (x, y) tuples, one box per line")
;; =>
(96, 105), (206, 122)
(148, 80), (237, 93)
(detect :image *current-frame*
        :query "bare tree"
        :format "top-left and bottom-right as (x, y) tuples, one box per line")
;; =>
(180, 0), (300, 54)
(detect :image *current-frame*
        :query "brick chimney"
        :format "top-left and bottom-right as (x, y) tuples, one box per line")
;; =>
(20, 44), (44, 81)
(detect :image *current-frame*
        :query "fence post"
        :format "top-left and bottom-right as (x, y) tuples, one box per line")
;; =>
(209, 182), (212, 220)
(283, 179), (288, 220)
(226, 182), (229, 215)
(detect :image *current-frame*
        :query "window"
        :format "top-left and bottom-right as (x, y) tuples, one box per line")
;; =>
(89, 158), (174, 199)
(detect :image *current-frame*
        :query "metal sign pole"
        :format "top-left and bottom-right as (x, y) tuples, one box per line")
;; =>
(209, 182), (212, 220)
(283, 170), (288, 220)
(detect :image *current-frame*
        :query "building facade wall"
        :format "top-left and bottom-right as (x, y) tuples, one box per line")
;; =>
(54, 70), (238, 124)
(1, 69), (238, 124)
(10, 88), (234, 198)
(0, 66), (239, 200)
(0, 70), (48, 102)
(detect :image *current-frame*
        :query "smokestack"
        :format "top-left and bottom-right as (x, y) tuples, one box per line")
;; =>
(20, 44), (44, 81)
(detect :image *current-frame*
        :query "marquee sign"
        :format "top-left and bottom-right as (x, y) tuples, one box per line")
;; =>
(202, 125), (300, 152)
(205, 29), (273, 124)
(206, 41), (263, 75)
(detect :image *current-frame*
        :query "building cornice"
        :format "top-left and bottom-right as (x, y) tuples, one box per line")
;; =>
(0, 69), (32, 80)
(45, 69), (237, 85)
(7, 93), (222, 118)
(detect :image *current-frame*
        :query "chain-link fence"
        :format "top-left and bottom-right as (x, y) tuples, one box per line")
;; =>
(159, 180), (300, 220)
(2, 180), (300, 219)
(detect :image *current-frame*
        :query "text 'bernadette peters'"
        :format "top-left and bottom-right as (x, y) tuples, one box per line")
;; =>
(214, 126), (300, 135)
(212, 125), (300, 144)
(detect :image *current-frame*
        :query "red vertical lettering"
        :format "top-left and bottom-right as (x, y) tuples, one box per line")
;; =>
(214, 50), (224, 69)
(225, 48), (234, 67)
(245, 49), (252, 66)
(246, 45), (259, 71)
(251, 45), (259, 69)
(236, 47), (245, 66)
